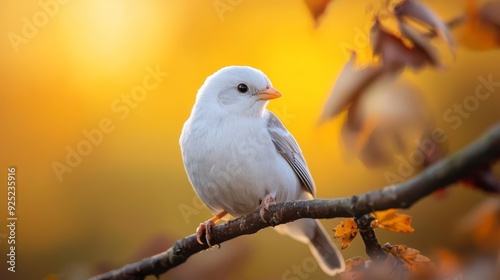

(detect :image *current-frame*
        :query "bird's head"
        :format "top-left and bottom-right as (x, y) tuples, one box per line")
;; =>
(194, 66), (281, 117)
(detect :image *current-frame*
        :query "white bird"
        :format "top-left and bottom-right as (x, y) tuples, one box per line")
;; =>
(179, 66), (344, 276)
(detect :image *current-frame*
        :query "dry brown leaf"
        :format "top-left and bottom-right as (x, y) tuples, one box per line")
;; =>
(372, 209), (415, 233)
(459, 0), (500, 50)
(399, 22), (443, 69)
(340, 257), (367, 280)
(383, 243), (436, 274)
(394, 0), (456, 55)
(480, 1), (500, 30)
(341, 76), (431, 167)
(303, 0), (334, 24)
(340, 250), (443, 280)
(368, 254), (410, 280)
(346, 256), (367, 270)
(371, 20), (442, 71)
(319, 52), (387, 123)
(350, 252), (439, 280)
(321, 17), (440, 125)
(333, 218), (359, 249)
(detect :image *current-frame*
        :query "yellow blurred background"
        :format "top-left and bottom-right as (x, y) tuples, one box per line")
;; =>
(0, 0), (499, 279)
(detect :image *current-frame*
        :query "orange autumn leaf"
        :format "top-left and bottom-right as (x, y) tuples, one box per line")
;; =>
(341, 76), (432, 167)
(333, 218), (359, 249)
(383, 243), (435, 273)
(372, 209), (415, 233)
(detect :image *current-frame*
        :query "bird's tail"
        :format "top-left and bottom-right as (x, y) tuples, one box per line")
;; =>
(307, 220), (345, 276)
(274, 219), (345, 276)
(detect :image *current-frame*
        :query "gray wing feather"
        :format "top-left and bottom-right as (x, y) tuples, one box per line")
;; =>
(267, 112), (316, 196)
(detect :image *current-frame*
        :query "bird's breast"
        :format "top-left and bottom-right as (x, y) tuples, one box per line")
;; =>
(181, 116), (301, 217)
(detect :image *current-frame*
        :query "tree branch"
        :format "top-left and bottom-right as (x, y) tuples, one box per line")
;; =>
(90, 124), (500, 280)
(356, 214), (386, 262)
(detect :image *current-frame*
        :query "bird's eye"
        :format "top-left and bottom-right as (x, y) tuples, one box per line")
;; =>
(237, 83), (248, 93)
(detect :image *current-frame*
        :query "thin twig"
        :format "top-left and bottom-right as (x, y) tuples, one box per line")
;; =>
(90, 124), (500, 280)
(356, 214), (386, 262)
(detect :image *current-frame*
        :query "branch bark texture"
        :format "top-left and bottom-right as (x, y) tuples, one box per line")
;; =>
(91, 124), (500, 280)
(356, 214), (387, 262)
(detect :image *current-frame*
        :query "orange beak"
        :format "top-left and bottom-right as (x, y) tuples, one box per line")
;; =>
(256, 87), (282, 101)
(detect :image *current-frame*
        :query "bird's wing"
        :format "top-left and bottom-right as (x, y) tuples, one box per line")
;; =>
(267, 112), (316, 196)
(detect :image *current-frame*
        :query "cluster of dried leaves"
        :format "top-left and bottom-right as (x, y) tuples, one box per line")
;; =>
(317, 0), (457, 169)
(304, 0), (500, 51)
(315, 2), (500, 278)
(332, 209), (465, 280)
(333, 209), (414, 249)
(315, 0), (500, 193)
(339, 244), (445, 280)
(340, 198), (500, 280)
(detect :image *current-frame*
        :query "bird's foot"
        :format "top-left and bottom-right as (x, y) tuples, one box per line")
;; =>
(196, 220), (215, 247)
(258, 194), (276, 223)
(196, 211), (227, 247)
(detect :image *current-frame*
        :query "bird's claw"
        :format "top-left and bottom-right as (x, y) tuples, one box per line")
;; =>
(196, 220), (215, 247)
(195, 211), (227, 248)
(258, 194), (276, 223)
